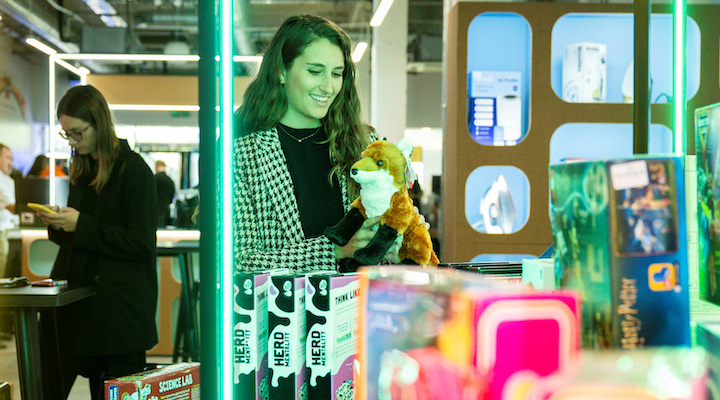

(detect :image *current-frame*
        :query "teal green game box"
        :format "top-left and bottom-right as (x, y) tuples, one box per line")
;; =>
(549, 156), (690, 349)
(696, 102), (720, 306)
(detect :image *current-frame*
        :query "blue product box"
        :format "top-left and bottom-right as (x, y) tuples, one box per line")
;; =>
(467, 71), (522, 146)
(549, 157), (690, 348)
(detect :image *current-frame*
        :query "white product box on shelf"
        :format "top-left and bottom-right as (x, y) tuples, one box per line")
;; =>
(468, 70), (522, 146)
(562, 42), (607, 103)
(522, 258), (556, 291)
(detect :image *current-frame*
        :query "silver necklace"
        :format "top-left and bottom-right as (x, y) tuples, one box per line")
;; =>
(278, 124), (321, 143)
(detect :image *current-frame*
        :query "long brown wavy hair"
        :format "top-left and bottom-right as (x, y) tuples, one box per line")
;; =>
(236, 14), (373, 198)
(57, 84), (119, 193)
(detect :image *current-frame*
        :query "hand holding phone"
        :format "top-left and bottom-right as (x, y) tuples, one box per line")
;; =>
(27, 203), (57, 214)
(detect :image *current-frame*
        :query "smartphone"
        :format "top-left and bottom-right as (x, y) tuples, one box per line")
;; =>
(27, 203), (57, 214)
(31, 279), (68, 287)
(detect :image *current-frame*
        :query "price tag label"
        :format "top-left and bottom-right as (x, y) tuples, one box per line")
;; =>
(610, 160), (649, 190)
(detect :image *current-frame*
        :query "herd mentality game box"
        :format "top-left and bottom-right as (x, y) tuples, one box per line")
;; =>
(696, 102), (720, 306)
(233, 271), (272, 400)
(549, 156), (690, 348)
(305, 273), (360, 400)
(267, 274), (307, 400)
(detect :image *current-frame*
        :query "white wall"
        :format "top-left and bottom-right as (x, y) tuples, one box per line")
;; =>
(407, 72), (443, 128)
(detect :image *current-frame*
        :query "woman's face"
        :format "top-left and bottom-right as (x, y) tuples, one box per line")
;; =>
(59, 114), (98, 159)
(280, 38), (344, 129)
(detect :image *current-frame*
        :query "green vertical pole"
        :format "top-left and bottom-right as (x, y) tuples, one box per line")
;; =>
(198, 1), (218, 398)
(634, 0), (651, 155)
(198, 0), (234, 398)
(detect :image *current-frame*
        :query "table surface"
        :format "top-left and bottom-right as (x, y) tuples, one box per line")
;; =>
(156, 240), (199, 254)
(0, 285), (93, 308)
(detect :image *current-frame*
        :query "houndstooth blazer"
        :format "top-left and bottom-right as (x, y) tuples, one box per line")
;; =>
(233, 127), (375, 273)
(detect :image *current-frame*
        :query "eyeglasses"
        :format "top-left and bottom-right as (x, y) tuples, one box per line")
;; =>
(58, 125), (92, 141)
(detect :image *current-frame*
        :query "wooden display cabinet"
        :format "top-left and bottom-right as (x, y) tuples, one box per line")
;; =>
(443, 2), (720, 262)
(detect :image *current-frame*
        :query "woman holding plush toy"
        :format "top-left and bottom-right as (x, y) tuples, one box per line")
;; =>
(36, 84), (159, 399)
(233, 14), (391, 272)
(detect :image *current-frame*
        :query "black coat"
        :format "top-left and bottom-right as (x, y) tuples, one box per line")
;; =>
(49, 139), (159, 357)
(155, 171), (175, 226)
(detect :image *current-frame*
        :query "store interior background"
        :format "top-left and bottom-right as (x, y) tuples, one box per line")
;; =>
(4, 0), (720, 398)
(0, 0), (444, 215)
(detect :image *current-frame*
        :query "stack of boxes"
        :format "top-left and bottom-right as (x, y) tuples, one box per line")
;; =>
(228, 270), (361, 400)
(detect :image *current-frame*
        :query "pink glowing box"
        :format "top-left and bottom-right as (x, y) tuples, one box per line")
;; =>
(470, 290), (581, 400)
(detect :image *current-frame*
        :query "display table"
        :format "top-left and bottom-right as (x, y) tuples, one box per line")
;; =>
(0, 285), (93, 400)
(156, 240), (200, 361)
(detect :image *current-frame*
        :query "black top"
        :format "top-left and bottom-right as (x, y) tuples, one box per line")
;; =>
(48, 139), (159, 357)
(277, 124), (344, 238)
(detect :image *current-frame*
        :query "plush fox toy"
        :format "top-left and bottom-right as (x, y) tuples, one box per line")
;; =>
(325, 138), (439, 268)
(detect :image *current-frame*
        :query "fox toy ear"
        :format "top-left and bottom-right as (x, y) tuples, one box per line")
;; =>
(397, 137), (417, 188)
(397, 137), (414, 159)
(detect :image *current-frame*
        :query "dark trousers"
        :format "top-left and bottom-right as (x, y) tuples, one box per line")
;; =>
(64, 351), (147, 400)
(39, 310), (147, 400)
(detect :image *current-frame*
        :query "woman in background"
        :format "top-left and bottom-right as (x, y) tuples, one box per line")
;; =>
(233, 14), (386, 272)
(37, 84), (158, 400)
(26, 154), (48, 177)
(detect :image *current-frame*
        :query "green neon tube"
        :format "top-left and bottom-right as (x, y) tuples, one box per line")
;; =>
(198, 0), (233, 398)
(673, 0), (687, 155)
(220, 0), (235, 398)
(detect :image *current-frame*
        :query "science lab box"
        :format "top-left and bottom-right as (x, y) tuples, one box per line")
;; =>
(104, 362), (199, 400)
(305, 273), (360, 400)
(549, 156), (690, 348)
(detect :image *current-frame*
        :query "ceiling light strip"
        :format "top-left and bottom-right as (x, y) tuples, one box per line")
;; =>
(370, 0), (395, 27)
(352, 42), (368, 63)
(56, 53), (262, 63)
(26, 38), (57, 55)
(58, 53), (200, 61)
(108, 104), (200, 111)
(83, 0), (127, 27)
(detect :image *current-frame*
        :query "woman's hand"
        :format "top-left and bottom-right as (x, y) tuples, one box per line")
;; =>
(36, 205), (60, 226)
(40, 207), (80, 232)
(334, 216), (381, 260)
